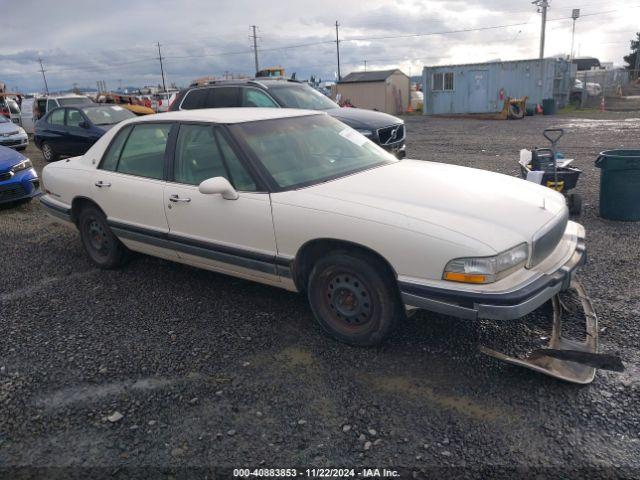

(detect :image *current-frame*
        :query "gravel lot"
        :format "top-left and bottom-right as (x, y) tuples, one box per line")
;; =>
(1, 112), (639, 478)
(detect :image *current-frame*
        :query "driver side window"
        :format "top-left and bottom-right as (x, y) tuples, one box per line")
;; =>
(173, 124), (256, 191)
(66, 109), (84, 127)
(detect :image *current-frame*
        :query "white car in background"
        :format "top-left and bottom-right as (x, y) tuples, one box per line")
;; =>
(39, 108), (593, 381)
(151, 91), (178, 112)
(0, 114), (28, 150)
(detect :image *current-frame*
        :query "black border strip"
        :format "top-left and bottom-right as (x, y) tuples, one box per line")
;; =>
(39, 197), (72, 221)
(108, 220), (292, 278)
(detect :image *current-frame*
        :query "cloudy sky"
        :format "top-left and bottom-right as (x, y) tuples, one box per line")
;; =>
(1, 0), (638, 92)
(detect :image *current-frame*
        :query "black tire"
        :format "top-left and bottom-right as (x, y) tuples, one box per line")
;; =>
(307, 251), (403, 347)
(78, 205), (129, 269)
(568, 193), (582, 215)
(16, 146), (26, 152)
(41, 142), (59, 162)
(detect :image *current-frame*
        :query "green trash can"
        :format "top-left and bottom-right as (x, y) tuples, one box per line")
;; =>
(542, 98), (556, 115)
(595, 150), (640, 221)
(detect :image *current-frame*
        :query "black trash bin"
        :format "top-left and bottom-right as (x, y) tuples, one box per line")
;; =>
(542, 98), (556, 115)
(595, 150), (640, 221)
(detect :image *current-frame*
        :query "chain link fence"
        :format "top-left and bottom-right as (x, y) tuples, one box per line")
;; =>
(572, 69), (640, 110)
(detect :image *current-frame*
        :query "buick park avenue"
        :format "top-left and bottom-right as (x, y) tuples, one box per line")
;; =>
(40, 108), (595, 382)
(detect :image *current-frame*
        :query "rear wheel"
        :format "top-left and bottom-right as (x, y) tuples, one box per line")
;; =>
(41, 142), (59, 162)
(78, 205), (129, 269)
(307, 252), (402, 347)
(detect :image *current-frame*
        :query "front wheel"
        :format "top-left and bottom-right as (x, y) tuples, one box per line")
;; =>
(307, 252), (403, 347)
(78, 205), (129, 269)
(41, 142), (59, 162)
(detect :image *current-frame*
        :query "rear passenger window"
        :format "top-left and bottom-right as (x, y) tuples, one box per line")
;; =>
(100, 125), (132, 171)
(116, 123), (171, 179)
(209, 87), (240, 108)
(173, 124), (255, 191)
(180, 89), (209, 110)
(48, 109), (65, 125)
(243, 88), (278, 108)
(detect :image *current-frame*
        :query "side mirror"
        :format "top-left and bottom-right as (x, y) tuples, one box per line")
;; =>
(198, 177), (239, 200)
(79, 121), (90, 129)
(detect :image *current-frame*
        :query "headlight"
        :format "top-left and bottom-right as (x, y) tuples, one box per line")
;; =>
(11, 159), (33, 173)
(443, 243), (529, 284)
(18, 127), (26, 135)
(356, 129), (373, 137)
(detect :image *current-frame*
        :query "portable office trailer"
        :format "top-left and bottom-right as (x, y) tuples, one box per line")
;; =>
(422, 58), (573, 115)
(336, 69), (410, 115)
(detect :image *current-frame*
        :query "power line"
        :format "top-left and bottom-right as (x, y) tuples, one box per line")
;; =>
(38, 57), (49, 94)
(157, 42), (167, 92)
(250, 25), (260, 74)
(335, 20), (342, 80)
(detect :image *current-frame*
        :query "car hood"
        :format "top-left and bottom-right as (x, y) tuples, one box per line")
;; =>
(289, 160), (567, 253)
(325, 107), (403, 130)
(0, 146), (26, 173)
(0, 122), (20, 135)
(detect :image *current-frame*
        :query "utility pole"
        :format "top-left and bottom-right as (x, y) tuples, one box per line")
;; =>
(532, 0), (549, 59)
(335, 21), (341, 81)
(364, 60), (367, 72)
(38, 57), (49, 95)
(570, 9), (580, 60)
(250, 25), (260, 75)
(157, 42), (167, 93)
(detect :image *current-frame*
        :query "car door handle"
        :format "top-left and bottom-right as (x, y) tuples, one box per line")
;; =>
(94, 181), (111, 188)
(169, 194), (191, 203)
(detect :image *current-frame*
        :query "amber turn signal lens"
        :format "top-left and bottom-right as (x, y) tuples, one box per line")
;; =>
(443, 272), (487, 284)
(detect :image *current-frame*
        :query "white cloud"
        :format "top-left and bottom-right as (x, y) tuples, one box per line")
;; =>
(0, 0), (637, 91)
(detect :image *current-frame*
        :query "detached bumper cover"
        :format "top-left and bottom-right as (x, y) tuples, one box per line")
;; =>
(400, 237), (586, 321)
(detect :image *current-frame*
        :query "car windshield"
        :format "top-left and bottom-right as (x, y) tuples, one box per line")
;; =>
(268, 84), (338, 111)
(234, 114), (397, 189)
(82, 106), (135, 125)
(58, 97), (93, 107)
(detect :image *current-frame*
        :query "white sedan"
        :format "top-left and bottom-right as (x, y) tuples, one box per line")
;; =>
(40, 108), (592, 378)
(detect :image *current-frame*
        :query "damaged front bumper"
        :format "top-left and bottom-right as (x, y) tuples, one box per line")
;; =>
(479, 279), (600, 384)
(401, 225), (624, 383)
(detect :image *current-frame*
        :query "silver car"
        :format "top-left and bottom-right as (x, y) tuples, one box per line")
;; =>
(0, 114), (28, 151)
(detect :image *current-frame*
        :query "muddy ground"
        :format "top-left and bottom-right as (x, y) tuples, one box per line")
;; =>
(1, 112), (639, 478)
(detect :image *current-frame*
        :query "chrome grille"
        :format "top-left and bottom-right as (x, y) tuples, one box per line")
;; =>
(377, 124), (405, 145)
(530, 208), (569, 267)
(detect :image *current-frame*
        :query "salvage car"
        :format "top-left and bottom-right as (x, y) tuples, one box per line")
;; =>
(0, 146), (39, 204)
(0, 114), (28, 150)
(40, 109), (595, 382)
(34, 105), (135, 162)
(170, 79), (406, 158)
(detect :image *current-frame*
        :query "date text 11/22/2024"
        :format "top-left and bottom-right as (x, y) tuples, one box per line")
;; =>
(233, 468), (401, 477)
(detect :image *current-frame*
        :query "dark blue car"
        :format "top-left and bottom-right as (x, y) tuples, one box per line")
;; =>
(0, 146), (40, 205)
(34, 105), (135, 162)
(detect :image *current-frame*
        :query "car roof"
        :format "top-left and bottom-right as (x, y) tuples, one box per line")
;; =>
(187, 78), (301, 89)
(130, 108), (323, 124)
